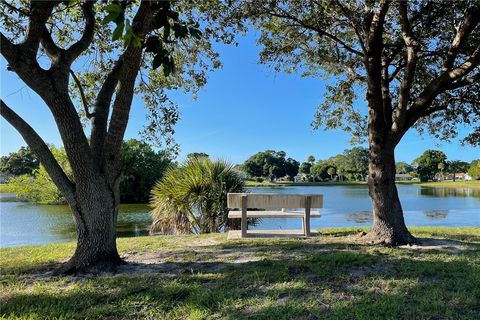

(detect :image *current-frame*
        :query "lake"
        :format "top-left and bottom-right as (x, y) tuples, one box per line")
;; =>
(1, 185), (479, 247)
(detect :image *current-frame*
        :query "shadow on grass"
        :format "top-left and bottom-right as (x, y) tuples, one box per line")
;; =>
(1, 239), (480, 319)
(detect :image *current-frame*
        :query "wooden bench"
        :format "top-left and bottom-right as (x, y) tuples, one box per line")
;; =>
(227, 193), (323, 239)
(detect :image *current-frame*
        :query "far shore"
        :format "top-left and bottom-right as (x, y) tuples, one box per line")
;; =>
(1, 180), (479, 196)
(245, 179), (480, 189)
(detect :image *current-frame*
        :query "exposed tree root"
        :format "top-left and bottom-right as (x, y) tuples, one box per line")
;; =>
(53, 255), (126, 276)
(358, 228), (416, 246)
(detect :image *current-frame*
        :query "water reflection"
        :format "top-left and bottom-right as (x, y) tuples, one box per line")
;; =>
(419, 187), (480, 198)
(424, 210), (448, 220)
(346, 211), (372, 223)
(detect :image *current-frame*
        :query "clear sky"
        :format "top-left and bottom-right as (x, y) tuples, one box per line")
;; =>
(1, 30), (479, 164)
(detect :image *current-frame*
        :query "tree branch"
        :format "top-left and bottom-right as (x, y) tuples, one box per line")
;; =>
(394, 0), (418, 132)
(90, 59), (124, 163)
(21, 1), (56, 59)
(262, 7), (364, 57)
(445, 72), (480, 90)
(443, 4), (480, 71)
(101, 1), (155, 184)
(2, 1), (30, 16)
(403, 46), (480, 134)
(63, 1), (95, 65)
(0, 99), (76, 203)
(69, 69), (94, 119)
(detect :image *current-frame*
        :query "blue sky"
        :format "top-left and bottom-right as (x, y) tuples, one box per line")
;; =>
(1, 30), (479, 164)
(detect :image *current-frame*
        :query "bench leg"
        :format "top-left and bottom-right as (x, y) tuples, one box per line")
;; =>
(302, 217), (307, 236)
(305, 196), (311, 237)
(241, 195), (248, 238)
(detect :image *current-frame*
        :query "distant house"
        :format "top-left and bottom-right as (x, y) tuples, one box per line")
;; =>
(446, 172), (470, 181)
(0, 174), (12, 183)
(395, 173), (413, 181)
(294, 173), (308, 183)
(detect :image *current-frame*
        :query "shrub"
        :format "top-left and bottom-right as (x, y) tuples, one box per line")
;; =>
(150, 157), (245, 234)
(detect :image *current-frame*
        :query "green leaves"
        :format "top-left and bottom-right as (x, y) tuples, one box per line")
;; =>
(101, 3), (141, 47)
(102, 4), (122, 25)
(112, 22), (124, 41)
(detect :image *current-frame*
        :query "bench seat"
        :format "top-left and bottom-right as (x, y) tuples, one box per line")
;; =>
(228, 210), (321, 218)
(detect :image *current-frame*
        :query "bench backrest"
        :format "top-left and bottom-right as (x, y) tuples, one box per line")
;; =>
(227, 193), (323, 209)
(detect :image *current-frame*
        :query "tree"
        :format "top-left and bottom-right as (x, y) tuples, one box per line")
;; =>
(447, 160), (470, 181)
(437, 162), (446, 181)
(0, 1), (230, 272)
(307, 155), (315, 164)
(395, 162), (413, 175)
(298, 162), (312, 175)
(328, 154), (350, 182)
(327, 167), (336, 181)
(120, 139), (171, 203)
(413, 150), (448, 182)
(468, 160), (480, 180)
(150, 157), (245, 234)
(240, 0), (480, 244)
(242, 150), (291, 180)
(284, 157), (300, 179)
(343, 147), (369, 181)
(0, 146), (39, 176)
(186, 152), (209, 160)
(311, 160), (331, 181)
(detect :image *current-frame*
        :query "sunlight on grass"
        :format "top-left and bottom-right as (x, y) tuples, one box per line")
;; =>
(1, 227), (479, 319)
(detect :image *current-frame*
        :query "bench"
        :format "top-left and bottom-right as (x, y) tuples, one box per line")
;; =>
(227, 193), (323, 239)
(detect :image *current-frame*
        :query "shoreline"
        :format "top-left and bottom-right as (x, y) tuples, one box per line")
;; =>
(245, 180), (480, 189)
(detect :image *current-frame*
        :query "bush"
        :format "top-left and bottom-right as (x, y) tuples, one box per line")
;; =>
(6, 146), (70, 204)
(468, 160), (480, 180)
(255, 177), (264, 182)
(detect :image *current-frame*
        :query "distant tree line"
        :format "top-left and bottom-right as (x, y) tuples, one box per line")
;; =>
(1, 145), (479, 206)
(239, 148), (479, 183)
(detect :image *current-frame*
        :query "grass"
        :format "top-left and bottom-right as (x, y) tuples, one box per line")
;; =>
(416, 180), (480, 189)
(1, 227), (480, 319)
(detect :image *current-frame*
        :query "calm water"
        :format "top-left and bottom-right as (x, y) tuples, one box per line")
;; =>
(0, 185), (479, 247)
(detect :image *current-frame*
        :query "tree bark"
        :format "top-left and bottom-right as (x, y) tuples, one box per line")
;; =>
(58, 177), (123, 274)
(365, 142), (415, 245)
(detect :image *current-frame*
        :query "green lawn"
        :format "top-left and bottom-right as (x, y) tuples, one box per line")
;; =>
(1, 227), (479, 319)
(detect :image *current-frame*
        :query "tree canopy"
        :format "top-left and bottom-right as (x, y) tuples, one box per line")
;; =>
(242, 150), (299, 180)
(0, 146), (39, 176)
(413, 149), (448, 182)
(238, 0), (480, 146)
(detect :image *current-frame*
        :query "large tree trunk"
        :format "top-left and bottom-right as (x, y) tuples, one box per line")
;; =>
(58, 177), (123, 274)
(365, 143), (415, 245)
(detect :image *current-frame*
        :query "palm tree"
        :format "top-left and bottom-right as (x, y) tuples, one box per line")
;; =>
(150, 157), (245, 234)
(327, 167), (336, 181)
(438, 162), (446, 181)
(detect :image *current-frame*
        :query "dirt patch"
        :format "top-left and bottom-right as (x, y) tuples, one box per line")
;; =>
(185, 238), (222, 248)
(113, 245), (263, 276)
(399, 238), (468, 254)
